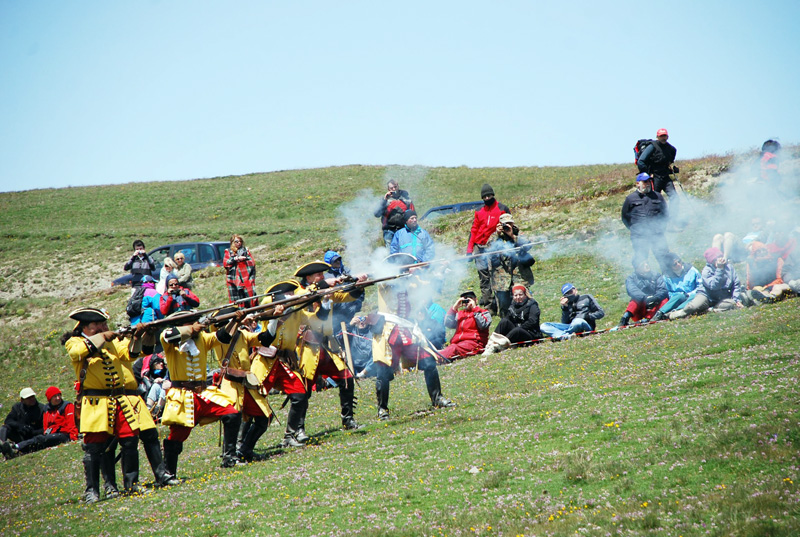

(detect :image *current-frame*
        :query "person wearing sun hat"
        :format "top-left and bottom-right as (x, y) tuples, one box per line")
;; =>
(0, 387), (45, 460)
(60, 306), (147, 502)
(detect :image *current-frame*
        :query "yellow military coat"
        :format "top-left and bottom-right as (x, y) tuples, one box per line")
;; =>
(211, 329), (273, 417)
(160, 328), (237, 428)
(66, 334), (143, 434)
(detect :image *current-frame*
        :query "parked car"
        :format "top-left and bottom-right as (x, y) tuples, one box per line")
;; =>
(420, 201), (483, 221)
(112, 241), (230, 286)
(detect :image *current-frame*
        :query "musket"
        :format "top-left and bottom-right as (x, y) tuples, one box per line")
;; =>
(398, 240), (563, 271)
(232, 289), (283, 305)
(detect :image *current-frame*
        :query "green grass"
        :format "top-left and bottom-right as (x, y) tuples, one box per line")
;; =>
(1, 151), (799, 536)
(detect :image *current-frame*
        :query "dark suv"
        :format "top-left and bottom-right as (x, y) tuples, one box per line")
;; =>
(112, 241), (230, 286)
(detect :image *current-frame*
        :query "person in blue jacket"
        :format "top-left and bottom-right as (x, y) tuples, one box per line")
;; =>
(390, 210), (435, 263)
(651, 253), (701, 321)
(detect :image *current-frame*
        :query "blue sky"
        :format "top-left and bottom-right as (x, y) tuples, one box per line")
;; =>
(1, 1), (798, 192)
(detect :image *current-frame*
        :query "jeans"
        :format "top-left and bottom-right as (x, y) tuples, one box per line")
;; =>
(540, 318), (592, 339)
(147, 382), (167, 404)
(383, 229), (396, 249)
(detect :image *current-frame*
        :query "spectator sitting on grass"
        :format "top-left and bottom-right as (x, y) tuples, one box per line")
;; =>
(0, 388), (45, 460)
(483, 284), (542, 355)
(438, 291), (492, 360)
(540, 283), (605, 340)
(617, 259), (669, 327)
(669, 247), (743, 320)
(654, 253), (701, 320)
(3, 386), (78, 458)
(743, 241), (793, 305)
(144, 355), (170, 420)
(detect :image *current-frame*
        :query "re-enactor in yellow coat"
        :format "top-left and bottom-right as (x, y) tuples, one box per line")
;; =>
(293, 261), (367, 431)
(367, 254), (456, 422)
(255, 279), (332, 448)
(212, 313), (276, 461)
(157, 321), (241, 474)
(61, 307), (144, 502)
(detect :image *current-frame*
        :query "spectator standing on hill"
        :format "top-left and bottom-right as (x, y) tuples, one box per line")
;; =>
(467, 184), (511, 313)
(669, 248), (743, 320)
(173, 252), (193, 289)
(124, 239), (156, 290)
(541, 283), (605, 340)
(159, 274), (200, 316)
(129, 275), (163, 327)
(486, 213), (535, 317)
(390, 210), (435, 262)
(0, 388), (45, 460)
(654, 253), (701, 320)
(156, 257), (178, 295)
(759, 139), (781, 187)
(621, 173), (671, 274)
(223, 234), (257, 308)
(636, 128), (681, 226)
(618, 259), (669, 327)
(438, 291), (492, 360)
(375, 179), (415, 248)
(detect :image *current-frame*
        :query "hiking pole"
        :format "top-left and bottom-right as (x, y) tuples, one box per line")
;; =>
(670, 168), (698, 219)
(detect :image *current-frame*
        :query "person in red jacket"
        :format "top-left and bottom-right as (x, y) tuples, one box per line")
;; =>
(159, 274), (200, 316)
(438, 291), (492, 360)
(467, 184), (510, 313)
(2, 386), (77, 458)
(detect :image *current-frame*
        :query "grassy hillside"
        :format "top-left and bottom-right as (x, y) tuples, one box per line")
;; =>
(1, 151), (799, 536)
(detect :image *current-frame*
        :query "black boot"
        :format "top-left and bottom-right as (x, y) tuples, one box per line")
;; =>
(140, 428), (179, 487)
(238, 415), (269, 461)
(375, 365), (392, 419)
(282, 395), (307, 448)
(421, 357), (456, 408)
(650, 310), (666, 323)
(220, 413), (243, 468)
(339, 381), (361, 430)
(237, 418), (253, 453)
(162, 439), (183, 478)
(100, 441), (119, 499)
(618, 312), (632, 327)
(119, 436), (140, 494)
(82, 442), (103, 503)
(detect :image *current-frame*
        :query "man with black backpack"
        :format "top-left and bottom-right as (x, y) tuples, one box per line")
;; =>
(374, 179), (415, 248)
(635, 128), (682, 227)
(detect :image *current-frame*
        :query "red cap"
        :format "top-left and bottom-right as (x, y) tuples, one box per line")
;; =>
(657, 128), (669, 137)
(45, 386), (62, 400)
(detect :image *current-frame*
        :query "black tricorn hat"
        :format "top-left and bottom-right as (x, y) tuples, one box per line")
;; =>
(266, 280), (300, 296)
(294, 261), (331, 278)
(69, 307), (109, 329)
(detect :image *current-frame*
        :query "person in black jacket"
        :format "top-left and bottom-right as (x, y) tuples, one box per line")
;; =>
(622, 173), (672, 273)
(618, 260), (670, 326)
(637, 128), (681, 226)
(540, 283), (605, 340)
(483, 285), (543, 355)
(123, 239), (157, 289)
(0, 387), (45, 459)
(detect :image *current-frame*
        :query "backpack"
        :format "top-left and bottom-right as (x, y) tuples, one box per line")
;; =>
(126, 286), (146, 319)
(385, 198), (409, 229)
(633, 139), (653, 165)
